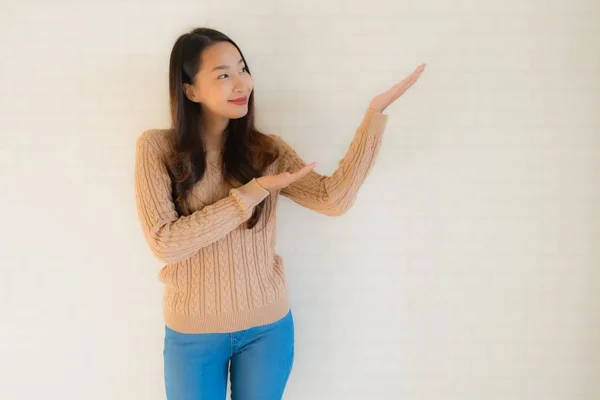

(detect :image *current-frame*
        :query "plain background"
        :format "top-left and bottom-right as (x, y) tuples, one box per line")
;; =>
(1, 0), (599, 399)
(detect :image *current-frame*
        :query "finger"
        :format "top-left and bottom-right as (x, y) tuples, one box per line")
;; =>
(386, 77), (415, 101)
(398, 65), (426, 88)
(290, 162), (317, 181)
(391, 68), (424, 97)
(296, 162), (317, 176)
(398, 70), (422, 90)
(371, 64), (426, 110)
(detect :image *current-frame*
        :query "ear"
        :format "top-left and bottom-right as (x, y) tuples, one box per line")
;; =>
(183, 83), (198, 102)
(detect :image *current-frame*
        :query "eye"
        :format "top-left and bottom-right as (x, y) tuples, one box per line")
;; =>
(218, 67), (248, 80)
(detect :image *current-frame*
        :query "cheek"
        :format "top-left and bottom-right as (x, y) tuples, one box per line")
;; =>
(246, 75), (254, 90)
(205, 83), (230, 103)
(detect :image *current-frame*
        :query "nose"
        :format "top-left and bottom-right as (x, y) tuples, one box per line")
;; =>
(234, 76), (250, 93)
(234, 83), (247, 93)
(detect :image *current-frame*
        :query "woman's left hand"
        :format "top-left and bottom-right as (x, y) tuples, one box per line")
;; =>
(369, 63), (426, 113)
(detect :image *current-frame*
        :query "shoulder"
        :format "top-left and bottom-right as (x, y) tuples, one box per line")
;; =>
(263, 133), (302, 174)
(136, 128), (175, 157)
(265, 133), (293, 155)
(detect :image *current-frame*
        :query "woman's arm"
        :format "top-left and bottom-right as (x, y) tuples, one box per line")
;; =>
(275, 107), (388, 216)
(275, 62), (426, 216)
(134, 134), (270, 264)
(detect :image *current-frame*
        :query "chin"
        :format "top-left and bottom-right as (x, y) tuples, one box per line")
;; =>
(227, 108), (249, 119)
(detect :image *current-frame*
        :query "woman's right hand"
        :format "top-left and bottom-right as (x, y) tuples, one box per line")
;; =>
(256, 161), (317, 191)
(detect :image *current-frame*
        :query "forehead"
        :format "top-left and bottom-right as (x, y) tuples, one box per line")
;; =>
(201, 42), (242, 66)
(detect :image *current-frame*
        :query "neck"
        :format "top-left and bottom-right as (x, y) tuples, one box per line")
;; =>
(201, 130), (226, 152)
(200, 106), (229, 152)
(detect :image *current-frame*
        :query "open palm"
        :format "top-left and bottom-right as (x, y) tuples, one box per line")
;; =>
(256, 161), (317, 191)
(369, 63), (426, 113)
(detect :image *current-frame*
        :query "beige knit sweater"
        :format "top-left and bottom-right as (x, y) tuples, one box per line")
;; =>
(134, 107), (388, 333)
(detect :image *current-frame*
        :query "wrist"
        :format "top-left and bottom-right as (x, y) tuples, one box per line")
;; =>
(256, 177), (268, 190)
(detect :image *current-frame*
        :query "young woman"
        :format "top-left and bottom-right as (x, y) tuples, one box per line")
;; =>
(134, 27), (425, 400)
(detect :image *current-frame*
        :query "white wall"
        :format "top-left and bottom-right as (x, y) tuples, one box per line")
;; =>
(1, 0), (599, 399)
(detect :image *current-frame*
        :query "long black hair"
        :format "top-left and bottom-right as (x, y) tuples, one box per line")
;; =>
(167, 27), (279, 230)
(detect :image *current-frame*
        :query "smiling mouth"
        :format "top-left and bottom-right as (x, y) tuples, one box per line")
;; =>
(229, 97), (248, 105)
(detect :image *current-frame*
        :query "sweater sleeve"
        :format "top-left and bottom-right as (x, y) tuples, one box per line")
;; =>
(275, 107), (388, 216)
(134, 134), (270, 264)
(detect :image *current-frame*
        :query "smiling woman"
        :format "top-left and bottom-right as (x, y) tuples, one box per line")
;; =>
(165, 32), (278, 229)
(183, 43), (254, 126)
(133, 26), (423, 400)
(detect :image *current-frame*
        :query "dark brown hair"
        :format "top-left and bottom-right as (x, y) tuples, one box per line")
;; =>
(167, 27), (279, 230)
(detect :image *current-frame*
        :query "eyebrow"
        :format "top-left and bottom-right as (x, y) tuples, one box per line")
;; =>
(211, 58), (244, 72)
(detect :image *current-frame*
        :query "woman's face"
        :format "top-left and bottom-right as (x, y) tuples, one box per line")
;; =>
(184, 41), (254, 120)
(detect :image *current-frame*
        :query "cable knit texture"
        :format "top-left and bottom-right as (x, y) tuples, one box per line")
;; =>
(134, 107), (388, 333)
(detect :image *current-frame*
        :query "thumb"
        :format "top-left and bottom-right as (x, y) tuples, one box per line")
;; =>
(295, 162), (317, 178)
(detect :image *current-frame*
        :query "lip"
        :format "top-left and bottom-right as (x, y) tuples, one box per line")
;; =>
(228, 96), (248, 105)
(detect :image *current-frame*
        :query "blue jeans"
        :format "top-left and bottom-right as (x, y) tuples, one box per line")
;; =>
(163, 309), (295, 400)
